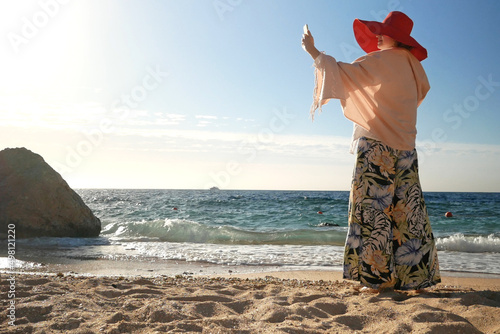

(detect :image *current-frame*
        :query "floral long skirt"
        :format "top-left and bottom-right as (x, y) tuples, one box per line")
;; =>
(343, 137), (441, 290)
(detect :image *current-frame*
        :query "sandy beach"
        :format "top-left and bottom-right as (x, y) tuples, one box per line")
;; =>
(1, 270), (499, 333)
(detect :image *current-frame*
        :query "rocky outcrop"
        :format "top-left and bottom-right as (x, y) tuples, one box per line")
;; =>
(0, 147), (101, 239)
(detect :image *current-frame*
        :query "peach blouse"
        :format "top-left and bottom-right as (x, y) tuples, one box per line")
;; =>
(311, 48), (430, 153)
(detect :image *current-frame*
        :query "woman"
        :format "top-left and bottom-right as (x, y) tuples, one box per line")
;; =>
(302, 11), (440, 291)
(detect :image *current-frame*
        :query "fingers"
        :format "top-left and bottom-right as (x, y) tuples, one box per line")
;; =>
(301, 35), (308, 47)
(302, 32), (313, 43)
(301, 34), (314, 53)
(302, 33), (313, 45)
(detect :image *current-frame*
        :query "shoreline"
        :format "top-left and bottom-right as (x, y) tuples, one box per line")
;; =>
(3, 255), (500, 280)
(3, 262), (500, 291)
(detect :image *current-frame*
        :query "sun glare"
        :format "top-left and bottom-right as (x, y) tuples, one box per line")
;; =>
(0, 1), (100, 131)
(2, 2), (92, 89)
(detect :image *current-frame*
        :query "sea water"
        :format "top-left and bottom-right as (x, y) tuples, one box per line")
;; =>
(2, 190), (500, 276)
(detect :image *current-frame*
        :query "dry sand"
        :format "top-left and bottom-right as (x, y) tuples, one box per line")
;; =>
(1, 271), (499, 333)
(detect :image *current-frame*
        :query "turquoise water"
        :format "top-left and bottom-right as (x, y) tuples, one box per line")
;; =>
(95, 190), (350, 245)
(3, 190), (500, 275)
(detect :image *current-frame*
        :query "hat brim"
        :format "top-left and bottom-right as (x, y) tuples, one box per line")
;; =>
(353, 19), (427, 61)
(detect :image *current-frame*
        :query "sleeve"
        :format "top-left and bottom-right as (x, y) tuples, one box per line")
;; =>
(336, 54), (383, 129)
(337, 51), (427, 132)
(411, 60), (430, 107)
(310, 53), (346, 120)
(337, 54), (382, 92)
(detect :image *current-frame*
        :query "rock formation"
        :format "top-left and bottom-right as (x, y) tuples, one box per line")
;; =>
(0, 147), (101, 238)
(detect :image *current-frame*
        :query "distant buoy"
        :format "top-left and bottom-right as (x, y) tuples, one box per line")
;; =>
(317, 211), (323, 215)
(173, 207), (178, 211)
(445, 211), (453, 218)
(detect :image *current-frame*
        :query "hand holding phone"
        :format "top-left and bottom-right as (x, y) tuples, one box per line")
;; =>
(301, 24), (318, 59)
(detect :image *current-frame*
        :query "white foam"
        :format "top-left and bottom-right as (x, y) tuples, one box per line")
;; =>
(437, 251), (500, 274)
(0, 257), (43, 270)
(436, 234), (500, 253)
(120, 242), (345, 267)
(106, 241), (500, 275)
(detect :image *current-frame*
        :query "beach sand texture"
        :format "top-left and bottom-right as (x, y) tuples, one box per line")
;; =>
(1, 272), (499, 333)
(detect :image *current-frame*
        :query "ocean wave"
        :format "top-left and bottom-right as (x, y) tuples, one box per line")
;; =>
(123, 242), (345, 267)
(436, 234), (500, 253)
(102, 219), (346, 246)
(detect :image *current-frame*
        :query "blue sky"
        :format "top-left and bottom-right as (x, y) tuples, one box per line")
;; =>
(1, 0), (500, 191)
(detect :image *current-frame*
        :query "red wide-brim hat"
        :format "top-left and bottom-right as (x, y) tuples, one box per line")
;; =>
(353, 11), (427, 61)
